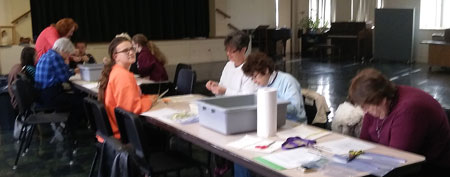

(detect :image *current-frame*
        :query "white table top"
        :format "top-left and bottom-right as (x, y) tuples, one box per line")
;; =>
(69, 74), (154, 95)
(141, 95), (425, 177)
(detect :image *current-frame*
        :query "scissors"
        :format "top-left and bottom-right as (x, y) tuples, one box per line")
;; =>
(255, 141), (275, 149)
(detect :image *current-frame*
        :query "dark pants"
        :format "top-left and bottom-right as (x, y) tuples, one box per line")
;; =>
(38, 84), (86, 132)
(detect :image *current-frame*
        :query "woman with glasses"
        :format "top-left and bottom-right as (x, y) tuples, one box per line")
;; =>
(131, 34), (168, 81)
(205, 30), (258, 95)
(234, 52), (307, 177)
(98, 35), (157, 139)
(242, 52), (306, 123)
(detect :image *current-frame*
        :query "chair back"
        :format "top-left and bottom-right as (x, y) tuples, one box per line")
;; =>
(303, 95), (317, 125)
(84, 97), (113, 137)
(173, 63), (191, 85)
(114, 107), (150, 160)
(176, 69), (196, 94)
(11, 73), (37, 115)
(98, 135), (136, 177)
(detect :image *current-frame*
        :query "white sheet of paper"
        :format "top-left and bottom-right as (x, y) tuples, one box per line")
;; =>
(227, 135), (264, 149)
(260, 148), (322, 169)
(276, 124), (330, 140)
(316, 138), (375, 155)
(244, 140), (283, 154)
(83, 83), (99, 89)
(141, 108), (179, 119)
(167, 95), (198, 103)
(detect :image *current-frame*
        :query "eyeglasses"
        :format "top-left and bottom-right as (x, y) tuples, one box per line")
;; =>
(252, 72), (261, 80)
(115, 47), (136, 54)
(225, 47), (239, 54)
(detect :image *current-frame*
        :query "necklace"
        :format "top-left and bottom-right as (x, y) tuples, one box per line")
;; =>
(376, 118), (386, 139)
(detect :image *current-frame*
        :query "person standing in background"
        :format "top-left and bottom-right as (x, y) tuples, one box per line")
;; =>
(35, 18), (78, 64)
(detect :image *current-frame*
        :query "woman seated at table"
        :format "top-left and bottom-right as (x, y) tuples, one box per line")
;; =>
(242, 52), (306, 123)
(234, 52), (307, 177)
(131, 34), (168, 81)
(348, 68), (450, 175)
(98, 35), (157, 139)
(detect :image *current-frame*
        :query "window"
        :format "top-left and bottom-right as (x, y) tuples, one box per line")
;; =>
(309, 0), (331, 27)
(420, 0), (450, 29)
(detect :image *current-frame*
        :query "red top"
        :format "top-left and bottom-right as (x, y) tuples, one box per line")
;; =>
(35, 26), (59, 64)
(360, 86), (450, 169)
(136, 47), (168, 81)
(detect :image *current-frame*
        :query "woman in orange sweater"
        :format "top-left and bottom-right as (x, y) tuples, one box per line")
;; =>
(98, 36), (157, 139)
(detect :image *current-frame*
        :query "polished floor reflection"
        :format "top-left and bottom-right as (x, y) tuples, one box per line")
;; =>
(1, 58), (450, 176)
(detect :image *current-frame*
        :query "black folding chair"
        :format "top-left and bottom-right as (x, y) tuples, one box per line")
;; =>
(114, 107), (203, 177)
(11, 74), (69, 170)
(173, 63), (192, 85)
(83, 97), (114, 177)
(98, 134), (141, 177)
(176, 68), (197, 94)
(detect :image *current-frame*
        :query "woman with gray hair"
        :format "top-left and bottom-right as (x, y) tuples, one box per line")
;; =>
(35, 37), (85, 143)
(35, 37), (76, 92)
(35, 37), (81, 110)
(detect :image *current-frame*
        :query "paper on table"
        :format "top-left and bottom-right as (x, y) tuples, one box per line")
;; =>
(258, 148), (322, 169)
(277, 124), (331, 140)
(141, 108), (179, 119)
(166, 95), (198, 103)
(244, 140), (283, 154)
(227, 135), (264, 149)
(316, 138), (375, 155)
(83, 83), (99, 89)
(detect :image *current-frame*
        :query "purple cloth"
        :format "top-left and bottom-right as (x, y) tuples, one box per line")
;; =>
(360, 86), (450, 169)
(136, 47), (168, 81)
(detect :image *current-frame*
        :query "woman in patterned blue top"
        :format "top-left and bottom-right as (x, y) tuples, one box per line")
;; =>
(35, 37), (84, 135)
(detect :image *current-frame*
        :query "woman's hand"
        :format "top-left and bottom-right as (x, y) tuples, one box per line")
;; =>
(211, 85), (226, 95)
(206, 80), (225, 95)
(205, 80), (218, 91)
(150, 94), (159, 105)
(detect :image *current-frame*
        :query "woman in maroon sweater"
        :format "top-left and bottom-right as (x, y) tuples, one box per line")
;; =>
(131, 34), (168, 81)
(348, 68), (450, 175)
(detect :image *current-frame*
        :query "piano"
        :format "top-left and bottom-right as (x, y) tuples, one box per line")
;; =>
(244, 27), (291, 61)
(326, 22), (372, 61)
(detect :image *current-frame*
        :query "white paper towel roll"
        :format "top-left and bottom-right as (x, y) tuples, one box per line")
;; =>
(257, 87), (277, 138)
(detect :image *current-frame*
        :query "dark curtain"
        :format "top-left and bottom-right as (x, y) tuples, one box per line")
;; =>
(30, 0), (209, 42)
